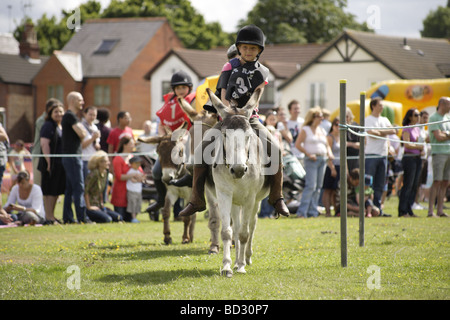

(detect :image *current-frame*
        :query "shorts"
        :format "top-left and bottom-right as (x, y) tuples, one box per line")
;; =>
(365, 198), (374, 209)
(127, 190), (142, 214)
(431, 154), (450, 181)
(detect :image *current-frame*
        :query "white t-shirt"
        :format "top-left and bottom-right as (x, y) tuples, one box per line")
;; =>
(301, 126), (328, 156)
(4, 184), (45, 219)
(126, 168), (142, 193)
(287, 118), (305, 158)
(81, 121), (100, 162)
(365, 114), (392, 156)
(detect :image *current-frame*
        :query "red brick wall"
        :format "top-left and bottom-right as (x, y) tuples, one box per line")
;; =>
(83, 77), (121, 126)
(2, 83), (34, 142)
(32, 55), (82, 117)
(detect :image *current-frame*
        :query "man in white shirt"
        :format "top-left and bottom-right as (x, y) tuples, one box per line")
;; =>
(365, 97), (397, 216)
(287, 100), (305, 159)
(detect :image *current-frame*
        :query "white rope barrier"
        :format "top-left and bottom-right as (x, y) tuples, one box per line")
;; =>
(344, 118), (449, 131)
(25, 151), (154, 158)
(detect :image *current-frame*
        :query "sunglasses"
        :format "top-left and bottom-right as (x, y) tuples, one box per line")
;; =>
(413, 113), (420, 117)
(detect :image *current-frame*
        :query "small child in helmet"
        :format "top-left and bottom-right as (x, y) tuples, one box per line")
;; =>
(144, 71), (195, 214)
(180, 25), (289, 218)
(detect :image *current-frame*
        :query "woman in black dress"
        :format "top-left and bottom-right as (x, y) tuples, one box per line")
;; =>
(39, 103), (66, 224)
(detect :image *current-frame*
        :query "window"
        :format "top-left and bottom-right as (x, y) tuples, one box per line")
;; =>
(94, 39), (119, 54)
(308, 82), (326, 108)
(259, 82), (275, 105)
(94, 85), (111, 106)
(161, 81), (172, 101)
(47, 85), (64, 102)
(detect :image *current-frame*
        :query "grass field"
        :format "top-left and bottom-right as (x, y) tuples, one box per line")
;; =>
(0, 194), (449, 301)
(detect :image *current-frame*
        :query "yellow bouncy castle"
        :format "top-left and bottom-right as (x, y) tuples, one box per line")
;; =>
(331, 79), (450, 126)
(195, 75), (219, 112)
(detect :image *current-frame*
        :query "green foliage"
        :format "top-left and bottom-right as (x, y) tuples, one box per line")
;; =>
(13, 0), (373, 56)
(102, 0), (232, 49)
(14, 0), (103, 56)
(421, 1), (450, 38)
(14, 0), (232, 55)
(240, 0), (371, 44)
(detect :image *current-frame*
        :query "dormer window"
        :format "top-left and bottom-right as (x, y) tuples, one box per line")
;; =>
(94, 39), (119, 54)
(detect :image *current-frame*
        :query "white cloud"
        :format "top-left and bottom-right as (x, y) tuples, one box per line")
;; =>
(0, 0), (447, 39)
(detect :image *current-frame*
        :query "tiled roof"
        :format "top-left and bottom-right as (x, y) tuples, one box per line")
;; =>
(172, 48), (228, 78)
(281, 30), (450, 89)
(347, 30), (450, 79)
(62, 17), (167, 77)
(0, 53), (48, 84)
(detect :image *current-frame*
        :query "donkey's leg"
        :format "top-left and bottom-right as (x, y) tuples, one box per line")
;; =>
(246, 204), (260, 266)
(161, 197), (172, 245)
(230, 205), (241, 270)
(217, 192), (233, 277)
(236, 203), (253, 274)
(206, 188), (220, 254)
(188, 213), (196, 243)
(181, 214), (191, 244)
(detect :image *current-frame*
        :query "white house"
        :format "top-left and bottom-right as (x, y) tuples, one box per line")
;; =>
(278, 30), (450, 117)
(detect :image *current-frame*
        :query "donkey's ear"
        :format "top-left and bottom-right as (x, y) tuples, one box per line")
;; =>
(173, 121), (188, 142)
(241, 88), (262, 119)
(178, 97), (198, 121)
(207, 88), (230, 120)
(138, 136), (163, 144)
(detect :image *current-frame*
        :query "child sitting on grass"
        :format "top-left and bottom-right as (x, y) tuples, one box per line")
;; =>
(348, 168), (380, 218)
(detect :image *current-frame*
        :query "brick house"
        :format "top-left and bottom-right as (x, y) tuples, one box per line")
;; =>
(0, 25), (48, 143)
(32, 17), (182, 130)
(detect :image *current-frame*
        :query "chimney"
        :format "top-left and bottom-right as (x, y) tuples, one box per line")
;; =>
(19, 22), (40, 59)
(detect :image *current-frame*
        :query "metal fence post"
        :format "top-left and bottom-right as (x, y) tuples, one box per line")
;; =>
(339, 80), (347, 267)
(359, 92), (366, 247)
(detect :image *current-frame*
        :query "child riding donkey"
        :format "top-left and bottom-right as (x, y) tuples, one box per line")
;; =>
(179, 25), (289, 218)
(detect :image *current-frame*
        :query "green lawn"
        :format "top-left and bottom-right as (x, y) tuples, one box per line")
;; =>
(0, 195), (449, 301)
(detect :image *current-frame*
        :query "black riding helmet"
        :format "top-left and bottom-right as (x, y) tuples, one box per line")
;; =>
(235, 25), (265, 60)
(171, 71), (193, 90)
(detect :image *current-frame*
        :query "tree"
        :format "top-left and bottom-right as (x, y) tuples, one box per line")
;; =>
(239, 0), (371, 44)
(14, 0), (232, 54)
(421, 0), (450, 38)
(101, 0), (232, 49)
(14, 0), (102, 56)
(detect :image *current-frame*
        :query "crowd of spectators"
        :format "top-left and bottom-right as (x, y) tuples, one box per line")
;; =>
(0, 91), (448, 226)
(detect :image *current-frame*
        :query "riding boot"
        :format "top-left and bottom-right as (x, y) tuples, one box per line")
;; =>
(268, 166), (290, 217)
(168, 173), (193, 187)
(179, 166), (207, 216)
(146, 179), (166, 213)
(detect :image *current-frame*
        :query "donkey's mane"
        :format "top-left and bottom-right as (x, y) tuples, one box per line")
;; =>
(222, 114), (251, 131)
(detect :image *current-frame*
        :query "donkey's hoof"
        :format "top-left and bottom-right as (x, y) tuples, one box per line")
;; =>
(221, 269), (233, 278)
(164, 237), (172, 245)
(236, 267), (246, 274)
(208, 245), (219, 255)
(182, 238), (190, 244)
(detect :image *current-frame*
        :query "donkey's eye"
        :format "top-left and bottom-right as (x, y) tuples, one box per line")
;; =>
(179, 150), (183, 157)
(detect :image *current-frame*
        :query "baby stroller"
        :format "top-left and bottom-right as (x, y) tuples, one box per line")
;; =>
(139, 154), (159, 220)
(282, 153), (306, 213)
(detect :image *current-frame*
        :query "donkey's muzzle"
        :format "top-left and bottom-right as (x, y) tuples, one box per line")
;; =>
(230, 164), (248, 179)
